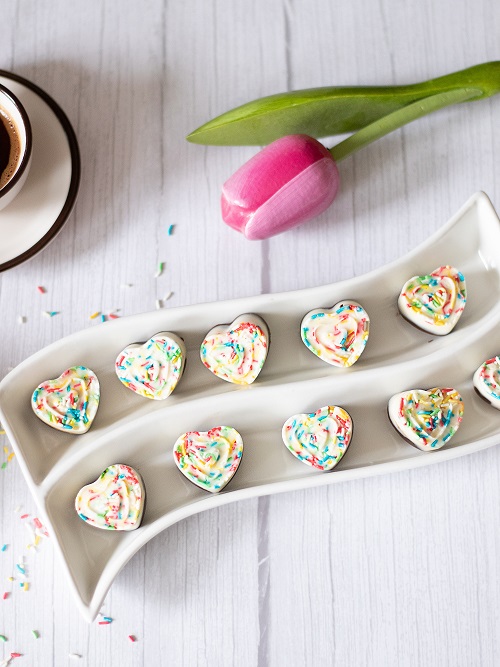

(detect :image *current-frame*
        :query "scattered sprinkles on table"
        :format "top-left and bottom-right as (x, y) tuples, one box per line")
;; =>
(31, 366), (100, 434)
(388, 387), (464, 451)
(398, 265), (466, 335)
(301, 301), (370, 367)
(75, 464), (145, 531)
(173, 426), (243, 493)
(116, 332), (186, 400)
(200, 314), (269, 385)
(473, 356), (500, 409)
(282, 405), (353, 471)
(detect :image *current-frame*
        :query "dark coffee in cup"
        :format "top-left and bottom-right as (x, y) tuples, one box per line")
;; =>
(0, 107), (22, 190)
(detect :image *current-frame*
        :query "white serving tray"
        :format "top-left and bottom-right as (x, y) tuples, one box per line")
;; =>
(1, 191), (499, 623)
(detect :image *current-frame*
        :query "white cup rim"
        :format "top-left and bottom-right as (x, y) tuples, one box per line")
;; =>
(0, 83), (33, 200)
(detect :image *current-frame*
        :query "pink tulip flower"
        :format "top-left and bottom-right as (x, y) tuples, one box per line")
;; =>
(221, 134), (340, 240)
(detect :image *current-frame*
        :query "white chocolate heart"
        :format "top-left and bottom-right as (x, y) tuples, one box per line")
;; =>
(282, 405), (353, 470)
(31, 366), (100, 434)
(388, 387), (464, 451)
(473, 356), (500, 409)
(75, 464), (145, 531)
(115, 331), (186, 400)
(301, 301), (369, 367)
(173, 426), (243, 493)
(200, 314), (269, 385)
(398, 265), (466, 335)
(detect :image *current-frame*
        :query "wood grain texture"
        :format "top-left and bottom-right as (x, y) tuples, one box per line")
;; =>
(0, 0), (499, 665)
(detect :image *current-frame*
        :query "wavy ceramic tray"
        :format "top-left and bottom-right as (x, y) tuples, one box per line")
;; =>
(1, 191), (499, 622)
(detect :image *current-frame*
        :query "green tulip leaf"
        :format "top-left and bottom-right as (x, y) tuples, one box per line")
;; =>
(187, 62), (500, 146)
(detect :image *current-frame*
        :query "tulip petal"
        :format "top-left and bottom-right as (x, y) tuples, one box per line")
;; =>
(221, 135), (340, 240)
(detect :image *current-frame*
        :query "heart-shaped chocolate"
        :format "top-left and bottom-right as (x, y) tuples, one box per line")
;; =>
(115, 331), (186, 400)
(75, 464), (145, 531)
(398, 265), (466, 335)
(282, 405), (353, 470)
(31, 366), (100, 434)
(173, 426), (243, 493)
(200, 314), (269, 385)
(301, 301), (369, 367)
(388, 387), (464, 451)
(473, 356), (500, 409)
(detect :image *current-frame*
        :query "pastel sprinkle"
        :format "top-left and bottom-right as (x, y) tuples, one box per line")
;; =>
(7, 453), (14, 462)
(0, 635), (6, 642)
(20, 514), (28, 519)
(11, 654), (22, 659)
(43, 311), (58, 318)
(90, 311), (100, 320)
(3, 592), (8, 600)
(108, 313), (120, 320)
(167, 224), (175, 235)
(155, 299), (162, 310)
(15, 565), (24, 575)
(100, 314), (106, 323)
(32, 630), (39, 639)
(121, 283), (133, 288)
(103, 617), (113, 622)
(22, 583), (28, 591)
(1, 545), (7, 552)
(69, 655), (82, 660)
(37, 286), (46, 294)
(164, 291), (173, 301)
(1, 463), (6, 470)
(17, 316), (26, 324)
(128, 635), (137, 643)
(154, 262), (164, 278)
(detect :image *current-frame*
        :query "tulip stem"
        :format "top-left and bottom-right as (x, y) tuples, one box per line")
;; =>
(329, 87), (482, 162)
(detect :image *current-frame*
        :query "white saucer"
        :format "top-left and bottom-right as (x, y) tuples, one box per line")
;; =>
(0, 71), (80, 271)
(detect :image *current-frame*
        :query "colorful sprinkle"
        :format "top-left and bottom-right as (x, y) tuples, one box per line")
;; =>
(37, 286), (46, 294)
(1, 545), (7, 552)
(128, 635), (137, 643)
(473, 356), (500, 409)
(167, 224), (175, 235)
(32, 630), (39, 639)
(90, 311), (100, 320)
(154, 262), (164, 278)
(0, 635), (6, 642)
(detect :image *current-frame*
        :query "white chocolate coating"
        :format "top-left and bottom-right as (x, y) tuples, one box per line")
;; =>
(388, 387), (464, 451)
(301, 301), (369, 367)
(173, 426), (243, 493)
(473, 356), (500, 409)
(115, 331), (185, 400)
(282, 405), (353, 471)
(398, 266), (466, 335)
(200, 314), (269, 385)
(31, 366), (100, 434)
(75, 464), (145, 531)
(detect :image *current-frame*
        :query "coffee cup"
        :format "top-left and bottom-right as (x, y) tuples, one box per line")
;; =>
(0, 83), (32, 211)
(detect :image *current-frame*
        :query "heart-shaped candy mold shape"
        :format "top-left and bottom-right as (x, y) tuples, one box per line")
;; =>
(282, 405), (353, 470)
(301, 301), (369, 367)
(473, 356), (500, 409)
(200, 314), (269, 385)
(115, 331), (186, 400)
(31, 366), (100, 434)
(398, 265), (466, 335)
(173, 426), (243, 493)
(75, 464), (145, 531)
(388, 387), (464, 451)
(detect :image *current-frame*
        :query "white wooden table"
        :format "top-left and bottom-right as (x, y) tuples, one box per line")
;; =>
(1, 1), (499, 665)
